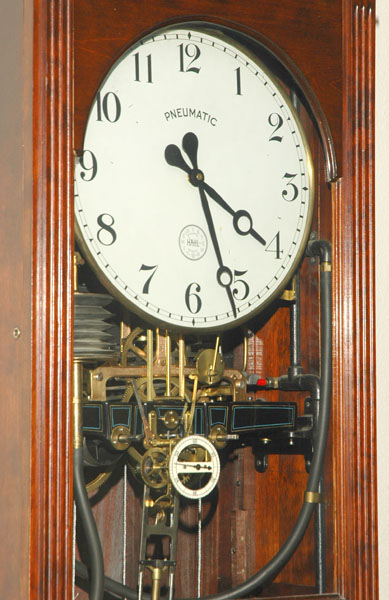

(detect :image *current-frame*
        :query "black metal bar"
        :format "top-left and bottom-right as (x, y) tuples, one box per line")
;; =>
(289, 271), (303, 379)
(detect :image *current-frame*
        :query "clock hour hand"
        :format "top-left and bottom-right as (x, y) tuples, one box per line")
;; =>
(165, 143), (192, 176)
(165, 133), (204, 187)
(165, 132), (266, 246)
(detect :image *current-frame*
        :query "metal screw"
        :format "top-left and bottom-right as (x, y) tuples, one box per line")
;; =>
(93, 372), (103, 381)
(235, 480), (241, 487)
(231, 547), (236, 554)
(13, 328), (21, 339)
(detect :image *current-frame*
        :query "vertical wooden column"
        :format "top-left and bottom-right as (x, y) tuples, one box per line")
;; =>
(30, 1), (74, 598)
(332, 1), (377, 598)
(0, 0), (33, 597)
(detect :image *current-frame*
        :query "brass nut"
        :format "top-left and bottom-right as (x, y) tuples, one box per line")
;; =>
(209, 425), (228, 449)
(163, 410), (180, 430)
(111, 425), (131, 451)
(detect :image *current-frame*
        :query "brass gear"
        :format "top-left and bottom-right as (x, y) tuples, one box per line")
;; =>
(140, 447), (170, 489)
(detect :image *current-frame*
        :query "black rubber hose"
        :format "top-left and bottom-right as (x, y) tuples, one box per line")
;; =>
(76, 267), (332, 600)
(75, 560), (137, 599)
(74, 446), (105, 600)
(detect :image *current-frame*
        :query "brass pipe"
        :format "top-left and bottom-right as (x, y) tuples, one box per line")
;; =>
(147, 329), (154, 401)
(243, 332), (248, 372)
(151, 567), (162, 600)
(212, 336), (220, 373)
(73, 360), (83, 449)
(178, 334), (185, 398)
(73, 254), (78, 292)
(154, 327), (160, 364)
(165, 331), (171, 397)
(73, 252), (84, 292)
(186, 374), (198, 434)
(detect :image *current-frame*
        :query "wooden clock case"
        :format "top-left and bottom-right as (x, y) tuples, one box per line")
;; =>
(0, 1), (376, 599)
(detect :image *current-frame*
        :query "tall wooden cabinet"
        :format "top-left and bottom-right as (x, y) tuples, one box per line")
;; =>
(0, 1), (376, 599)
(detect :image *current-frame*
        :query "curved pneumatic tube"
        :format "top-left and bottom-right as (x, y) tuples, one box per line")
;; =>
(75, 240), (332, 600)
(74, 447), (105, 600)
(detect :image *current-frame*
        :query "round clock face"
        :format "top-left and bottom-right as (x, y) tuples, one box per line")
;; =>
(75, 24), (314, 332)
(169, 435), (221, 499)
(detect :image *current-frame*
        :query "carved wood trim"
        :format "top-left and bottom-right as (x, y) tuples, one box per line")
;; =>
(30, 1), (74, 598)
(332, 2), (377, 598)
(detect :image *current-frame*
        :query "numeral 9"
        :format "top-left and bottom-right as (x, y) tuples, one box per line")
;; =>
(79, 150), (98, 182)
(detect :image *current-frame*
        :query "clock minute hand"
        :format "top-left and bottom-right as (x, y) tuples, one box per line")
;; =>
(198, 184), (237, 319)
(165, 142), (237, 318)
(202, 182), (267, 247)
(165, 137), (237, 317)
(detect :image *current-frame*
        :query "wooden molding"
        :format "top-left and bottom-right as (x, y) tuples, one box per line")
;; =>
(332, 1), (377, 598)
(30, 1), (74, 598)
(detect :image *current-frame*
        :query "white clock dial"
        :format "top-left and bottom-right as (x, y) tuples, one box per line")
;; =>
(75, 24), (314, 332)
(168, 435), (221, 500)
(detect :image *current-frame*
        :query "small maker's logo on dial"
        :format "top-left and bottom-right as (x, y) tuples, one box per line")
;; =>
(179, 225), (208, 260)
